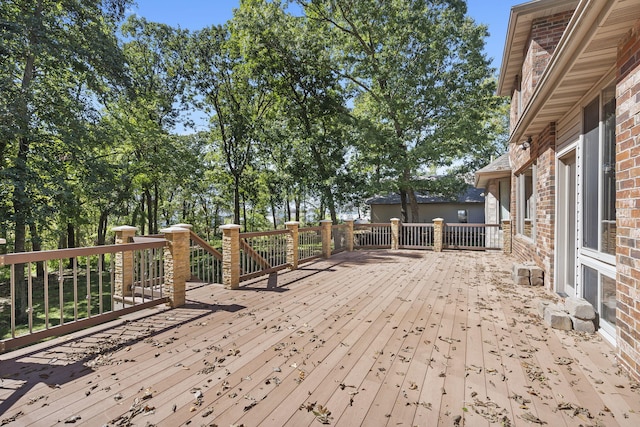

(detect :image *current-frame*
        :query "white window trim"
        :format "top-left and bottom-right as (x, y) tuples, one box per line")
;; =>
(516, 164), (536, 242)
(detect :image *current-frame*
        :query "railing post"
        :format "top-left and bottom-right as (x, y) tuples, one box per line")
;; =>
(345, 220), (354, 252)
(502, 219), (512, 254)
(220, 224), (241, 289)
(320, 220), (333, 258)
(173, 223), (193, 282)
(433, 218), (444, 252)
(160, 226), (189, 307)
(112, 226), (138, 299)
(285, 221), (299, 269)
(390, 218), (400, 250)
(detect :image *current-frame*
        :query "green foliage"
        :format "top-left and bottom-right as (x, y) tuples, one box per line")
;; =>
(0, 0), (507, 258)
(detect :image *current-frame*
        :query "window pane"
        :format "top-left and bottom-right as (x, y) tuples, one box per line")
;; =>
(518, 168), (534, 239)
(600, 275), (616, 326)
(602, 87), (616, 255)
(582, 98), (599, 250)
(582, 265), (598, 310)
(499, 179), (510, 222)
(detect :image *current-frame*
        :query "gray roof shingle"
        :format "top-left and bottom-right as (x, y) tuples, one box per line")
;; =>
(366, 186), (484, 205)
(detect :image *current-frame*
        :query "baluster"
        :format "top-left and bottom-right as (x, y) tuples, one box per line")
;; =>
(44, 261), (49, 329)
(28, 262), (33, 333)
(86, 256), (91, 318)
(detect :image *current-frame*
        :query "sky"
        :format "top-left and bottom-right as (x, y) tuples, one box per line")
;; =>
(129, 0), (517, 73)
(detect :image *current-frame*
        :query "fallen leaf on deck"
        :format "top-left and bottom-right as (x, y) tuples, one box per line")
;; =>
(521, 412), (545, 424)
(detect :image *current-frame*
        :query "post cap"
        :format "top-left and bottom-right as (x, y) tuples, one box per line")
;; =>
(284, 221), (300, 226)
(219, 224), (242, 230)
(0, 238), (5, 245)
(160, 226), (190, 234)
(432, 218), (444, 222)
(112, 225), (139, 232)
(319, 219), (333, 224)
(173, 223), (193, 229)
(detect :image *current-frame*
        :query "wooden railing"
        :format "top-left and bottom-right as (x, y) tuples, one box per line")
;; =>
(399, 223), (435, 249)
(354, 223), (393, 248)
(443, 224), (502, 250)
(299, 226), (323, 262)
(239, 230), (290, 281)
(0, 237), (167, 352)
(188, 231), (223, 284)
(0, 219), (509, 351)
(331, 224), (349, 254)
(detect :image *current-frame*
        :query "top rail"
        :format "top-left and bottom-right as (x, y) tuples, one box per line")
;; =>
(189, 231), (223, 260)
(2, 239), (167, 265)
(240, 229), (290, 239)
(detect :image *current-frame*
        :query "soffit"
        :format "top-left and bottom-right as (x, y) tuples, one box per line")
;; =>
(498, 0), (579, 97)
(510, 0), (640, 145)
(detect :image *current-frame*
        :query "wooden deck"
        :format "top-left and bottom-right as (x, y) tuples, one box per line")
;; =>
(1, 250), (639, 426)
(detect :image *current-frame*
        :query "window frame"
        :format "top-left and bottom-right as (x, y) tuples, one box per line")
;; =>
(516, 163), (536, 241)
(579, 85), (616, 265)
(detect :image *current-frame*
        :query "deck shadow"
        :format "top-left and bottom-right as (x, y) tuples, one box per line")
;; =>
(0, 301), (245, 418)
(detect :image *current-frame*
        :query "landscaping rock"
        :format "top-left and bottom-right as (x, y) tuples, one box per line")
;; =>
(530, 276), (544, 286)
(536, 300), (560, 318)
(571, 316), (596, 333)
(544, 308), (572, 330)
(565, 297), (596, 320)
(512, 264), (530, 277)
(529, 267), (544, 279)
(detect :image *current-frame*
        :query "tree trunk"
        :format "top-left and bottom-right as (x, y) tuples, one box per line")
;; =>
(270, 197), (278, 230)
(97, 210), (109, 268)
(145, 188), (153, 235)
(242, 198), (248, 232)
(13, 177), (28, 323)
(325, 188), (338, 224)
(286, 195), (292, 222)
(29, 222), (44, 279)
(67, 223), (75, 249)
(399, 189), (409, 223)
(233, 175), (241, 226)
(67, 222), (75, 269)
(139, 197), (146, 235)
(408, 188), (420, 223)
(12, 1), (43, 324)
(213, 204), (220, 236)
(295, 196), (301, 222)
(97, 210), (109, 245)
(153, 183), (159, 233)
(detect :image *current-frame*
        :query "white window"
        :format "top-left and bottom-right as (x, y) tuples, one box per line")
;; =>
(516, 164), (535, 240)
(578, 84), (617, 339)
(581, 86), (616, 257)
(498, 178), (510, 223)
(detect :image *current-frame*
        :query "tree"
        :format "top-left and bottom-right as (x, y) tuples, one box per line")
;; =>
(191, 24), (273, 228)
(0, 0), (131, 319)
(233, 0), (356, 223)
(103, 16), (193, 234)
(301, 0), (498, 222)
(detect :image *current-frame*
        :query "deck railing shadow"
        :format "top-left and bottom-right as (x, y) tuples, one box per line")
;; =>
(0, 299), (245, 416)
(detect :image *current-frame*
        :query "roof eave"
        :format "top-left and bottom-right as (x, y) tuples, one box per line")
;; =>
(497, 0), (580, 97)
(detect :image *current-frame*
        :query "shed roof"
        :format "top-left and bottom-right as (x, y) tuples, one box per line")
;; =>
(475, 153), (512, 188)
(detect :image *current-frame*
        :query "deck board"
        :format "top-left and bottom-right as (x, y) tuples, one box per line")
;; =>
(1, 250), (639, 427)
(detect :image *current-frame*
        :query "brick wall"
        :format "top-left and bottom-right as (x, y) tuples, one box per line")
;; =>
(615, 19), (640, 382)
(509, 123), (556, 289)
(521, 11), (573, 109)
